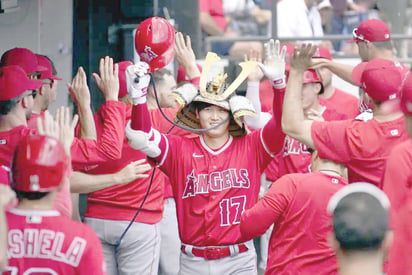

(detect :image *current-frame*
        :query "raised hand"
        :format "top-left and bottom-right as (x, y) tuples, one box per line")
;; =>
(290, 44), (318, 72)
(259, 39), (287, 88)
(55, 106), (79, 156)
(37, 110), (59, 140)
(244, 49), (264, 82)
(125, 62), (151, 105)
(92, 56), (119, 101)
(68, 66), (91, 108)
(174, 32), (200, 80)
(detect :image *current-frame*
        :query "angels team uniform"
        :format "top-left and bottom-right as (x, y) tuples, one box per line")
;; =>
(26, 111), (44, 130)
(150, 107), (196, 275)
(311, 116), (408, 187)
(382, 139), (412, 275)
(241, 172), (347, 274)
(0, 100), (125, 217)
(265, 106), (348, 182)
(4, 208), (106, 275)
(319, 88), (360, 119)
(83, 105), (164, 275)
(128, 89), (286, 274)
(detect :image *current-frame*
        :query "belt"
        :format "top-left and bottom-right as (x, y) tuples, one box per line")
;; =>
(181, 244), (248, 260)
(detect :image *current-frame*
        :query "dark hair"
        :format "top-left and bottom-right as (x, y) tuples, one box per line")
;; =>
(333, 192), (388, 251)
(14, 190), (49, 200)
(0, 97), (20, 115)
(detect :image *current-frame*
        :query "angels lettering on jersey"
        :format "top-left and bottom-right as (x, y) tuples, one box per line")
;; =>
(283, 135), (310, 156)
(182, 169), (250, 198)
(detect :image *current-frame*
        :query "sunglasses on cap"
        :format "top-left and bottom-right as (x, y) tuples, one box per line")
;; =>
(352, 28), (370, 43)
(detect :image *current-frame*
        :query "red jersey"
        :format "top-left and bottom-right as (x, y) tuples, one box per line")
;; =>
(199, 0), (226, 31)
(319, 88), (360, 119)
(265, 106), (347, 182)
(382, 139), (412, 275)
(26, 111), (43, 130)
(240, 171), (347, 274)
(84, 106), (164, 224)
(157, 127), (279, 246)
(5, 208), (105, 275)
(311, 116), (408, 187)
(150, 107), (197, 199)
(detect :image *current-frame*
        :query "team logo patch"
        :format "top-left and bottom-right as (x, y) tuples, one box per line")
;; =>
(141, 46), (158, 62)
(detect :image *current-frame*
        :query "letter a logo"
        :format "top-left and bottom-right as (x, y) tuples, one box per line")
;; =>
(141, 46), (158, 62)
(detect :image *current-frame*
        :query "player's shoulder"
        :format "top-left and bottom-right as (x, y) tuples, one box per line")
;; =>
(389, 138), (412, 157)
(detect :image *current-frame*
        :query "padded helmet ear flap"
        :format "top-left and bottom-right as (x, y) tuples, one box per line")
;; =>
(11, 135), (68, 192)
(134, 17), (175, 73)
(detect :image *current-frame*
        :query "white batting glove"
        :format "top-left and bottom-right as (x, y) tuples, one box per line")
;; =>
(258, 39), (287, 89)
(126, 62), (151, 105)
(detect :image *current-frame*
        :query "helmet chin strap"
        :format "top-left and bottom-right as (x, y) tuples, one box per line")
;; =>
(151, 74), (230, 133)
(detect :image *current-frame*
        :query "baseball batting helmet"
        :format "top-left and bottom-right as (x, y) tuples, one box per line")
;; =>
(303, 69), (322, 84)
(134, 17), (175, 73)
(11, 135), (68, 192)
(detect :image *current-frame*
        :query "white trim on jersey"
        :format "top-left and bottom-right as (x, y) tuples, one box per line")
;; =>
(260, 130), (276, 158)
(199, 135), (233, 155)
(8, 208), (60, 217)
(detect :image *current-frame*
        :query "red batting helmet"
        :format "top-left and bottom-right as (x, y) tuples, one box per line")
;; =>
(134, 17), (175, 73)
(11, 135), (68, 192)
(303, 69), (323, 84)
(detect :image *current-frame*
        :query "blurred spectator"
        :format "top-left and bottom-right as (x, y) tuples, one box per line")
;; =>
(318, 0), (333, 33)
(327, 182), (392, 275)
(223, 0), (271, 37)
(328, 0), (378, 52)
(199, 0), (263, 57)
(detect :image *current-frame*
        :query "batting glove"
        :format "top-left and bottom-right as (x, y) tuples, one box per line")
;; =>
(258, 39), (287, 89)
(126, 62), (151, 105)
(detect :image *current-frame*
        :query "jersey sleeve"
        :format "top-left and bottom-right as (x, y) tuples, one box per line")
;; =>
(261, 87), (286, 155)
(240, 175), (296, 239)
(70, 100), (126, 166)
(311, 120), (352, 163)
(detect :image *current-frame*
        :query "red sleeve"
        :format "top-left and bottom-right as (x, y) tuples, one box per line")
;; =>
(240, 175), (296, 239)
(261, 87), (286, 154)
(70, 100), (126, 166)
(311, 120), (352, 163)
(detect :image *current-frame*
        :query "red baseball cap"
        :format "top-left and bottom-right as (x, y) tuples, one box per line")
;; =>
(1, 48), (47, 75)
(0, 65), (43, 101)
(400, 73), (412, 115)
(352, 59), (402, 102)
(348, 19), (391, 43)
(117, 60), (133, 98)
(303, 69), (323, 84)
(36, 55), (62, 81)
(313, 46), (332, 60)
(176, 64), (202, 84)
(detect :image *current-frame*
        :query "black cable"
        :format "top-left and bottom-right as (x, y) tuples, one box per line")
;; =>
(115, 74), (175, 245)
(116, 72), (230, 245)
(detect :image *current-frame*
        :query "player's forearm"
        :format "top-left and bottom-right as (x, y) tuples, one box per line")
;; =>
(77, 104), (97, 140)
(282, 70), (307, 136)
(325, 62), (356, 85)
(240, 206), (275, 240)
(244, 81), (271, 129)
(70, 171), (123, 193)
(262, 87), (285, 154)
